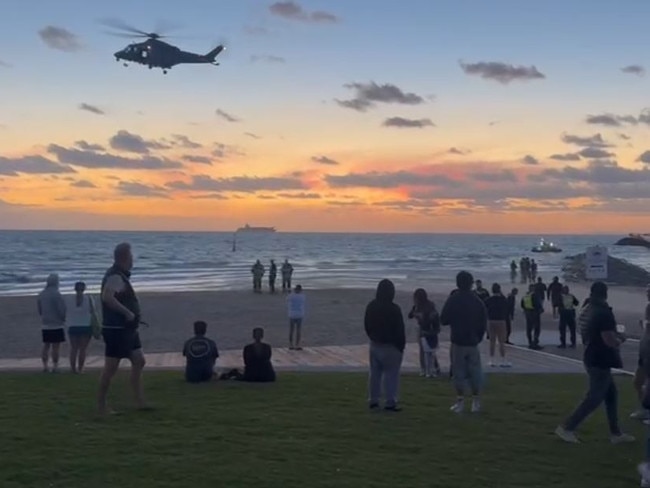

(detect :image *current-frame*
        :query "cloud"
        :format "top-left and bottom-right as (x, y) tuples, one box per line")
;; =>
(585, 113), (639, 127)
(448, 147), (468, 155)
(47, 144), (182, 170)
(117, 181), (169, 198)
(549, 152), (581, 161)
(459, 61), (545, 84)
(277, 192), (321, 199)
(0, 60), (12, 68)
(325, 171), (459, 189)
(215, 109), (240, 123)
(471, 170), (517, 183)
(70, 179), (97, 188)
(621, 65), (645, 77)
(250, 54), (286, 63)
(78, 103), (105, 115)
(577, 147), (613, 159)
(637, 151), (650, 164)
(38, 25), (82, 52)
(619, 133), (631, 140)
(521, 155), (539, 165)
(244, 132), (261, 139)
(166, 174), (307, 193)
(212, 142), (244, 159)
(269, 2), (339, 23)
(0, 155), (75, 176)
(182, 154), (212, 165)
(311, 156), (339, 166)
(336, 82), (425, 112)
(561, 133), (611, 148)
(382, 117), (435, 129)
(244, 26), (270, 36)
(109, 130), (169, 154)
(74, 140), (105, 152)
(170, 134), (202, 149)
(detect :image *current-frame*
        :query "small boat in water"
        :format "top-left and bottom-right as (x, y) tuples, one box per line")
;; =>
(236, 224), (276, 233)
(615, 233), (650, 248)
(531, 238), (562, 253)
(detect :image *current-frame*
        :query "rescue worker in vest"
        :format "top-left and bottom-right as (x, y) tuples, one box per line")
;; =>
(97, 242), (148, 415)
(251, 260), (265, 293)
(558, 285), (579, 349)
(521, 283), (544, 350)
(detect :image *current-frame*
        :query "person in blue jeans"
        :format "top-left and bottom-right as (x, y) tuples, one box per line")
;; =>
(555, 281), (635, 444)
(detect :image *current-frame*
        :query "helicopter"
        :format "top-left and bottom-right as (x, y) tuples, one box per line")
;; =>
(102, 19), (225, 74)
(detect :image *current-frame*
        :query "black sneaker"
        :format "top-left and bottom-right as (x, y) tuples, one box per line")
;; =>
(384, 405), (402, 412)
(369, 403), (380, 411)
(569, 344), (576, 349)
(558, 344), (566, 349)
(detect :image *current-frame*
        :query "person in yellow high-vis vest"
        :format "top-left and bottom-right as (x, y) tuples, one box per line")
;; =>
(558, 285), (579, 348)
(521, 283), (543, 349)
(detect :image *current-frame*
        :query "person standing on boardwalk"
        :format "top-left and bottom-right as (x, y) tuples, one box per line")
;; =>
(365, 279), (406, 412)
(555, 281), (634, 444)
(522, 284), (544, 350)
(268, 260), (277, 294)
(441, 271), (487, 414)
(97, 243), (148, 415)
(287, 285), (306, 350)
(281, 259), (294, 292)
(558, 285), (579, 349)
(485, 283), (511, 368)
(37, 273), (66, 373)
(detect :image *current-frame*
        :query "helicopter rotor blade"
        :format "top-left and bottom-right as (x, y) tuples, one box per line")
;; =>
(98, 17), (151, 37)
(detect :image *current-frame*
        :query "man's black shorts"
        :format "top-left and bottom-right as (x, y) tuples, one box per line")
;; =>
(102, 328), (142, 359)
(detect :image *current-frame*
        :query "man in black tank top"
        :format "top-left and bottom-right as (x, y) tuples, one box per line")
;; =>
(97, 242), (148, 415)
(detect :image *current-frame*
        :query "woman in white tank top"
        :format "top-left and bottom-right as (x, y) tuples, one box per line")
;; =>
(66, 281), (95, 373)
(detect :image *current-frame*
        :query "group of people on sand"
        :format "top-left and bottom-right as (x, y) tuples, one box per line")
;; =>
(251, 259), (294, 294)
(510, 257), (539, 284)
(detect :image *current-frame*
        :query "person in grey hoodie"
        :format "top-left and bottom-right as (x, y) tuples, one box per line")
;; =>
(364, 279), (406, 412)
(441, 271), (488, 414)
(37, 273), (66, 372)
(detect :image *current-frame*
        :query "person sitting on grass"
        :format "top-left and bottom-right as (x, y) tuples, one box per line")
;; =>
(242, 327), (276, 383)
(182, 321), (219, 383)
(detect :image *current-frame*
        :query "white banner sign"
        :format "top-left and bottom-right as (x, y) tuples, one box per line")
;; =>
(585, 245), (608, 280)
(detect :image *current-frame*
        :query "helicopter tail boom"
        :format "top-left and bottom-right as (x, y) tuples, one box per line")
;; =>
(205, 45), (225, 62)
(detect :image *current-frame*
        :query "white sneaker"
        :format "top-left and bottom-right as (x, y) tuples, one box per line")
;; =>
(488, 360), (496, 367)
(554, 426), (580, 443)
(500, 361), (512, 368)
(450, 401), (464, 414)
(419, 370), (426, 377)
(471, 399), (481, 413)
(611, 433), (635, 444)
(639, 463), (650, 485)
(631, 410), (650, 420)
(641, 479), (650, 488)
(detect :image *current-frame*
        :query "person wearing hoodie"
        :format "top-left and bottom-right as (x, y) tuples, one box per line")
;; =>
(441, 271), (488, 414)
(37, 273), (67, 373)
(364, 279), (406, 412)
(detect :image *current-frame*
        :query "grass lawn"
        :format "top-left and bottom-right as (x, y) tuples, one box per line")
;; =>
(0, 372), (645, 488)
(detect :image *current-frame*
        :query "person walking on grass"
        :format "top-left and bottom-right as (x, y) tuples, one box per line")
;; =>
(631, 285), (650, 421)
(555, 281), (634, 444)
(485, 283), (511, 368)
(66, 281), (98, 374)
(97, 243), (148, 416)
(441, 271), (487, 414)
(408, 288), (441, 377)
(37, 273), (66, 373)
(287, 285), (306, 350)
(365, 279), (405, 412)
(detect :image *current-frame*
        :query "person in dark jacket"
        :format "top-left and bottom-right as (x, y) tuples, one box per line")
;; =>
(521, 283), (544, 350)
(485, 283), (511, 368)
(182, 321), (219, 383)
(408, 288), (440, 377)
(534, 277), (547, 305)
(474, 280), (490, 302)
(441, 271), (487, 414)
(558, 285), (579, 349)
(555, 281), (634, 444)
(547, 276), (564, 319)
(506, 288), (518, 344)
(242, 328), (276, 383)
(365, 279), (405, 412)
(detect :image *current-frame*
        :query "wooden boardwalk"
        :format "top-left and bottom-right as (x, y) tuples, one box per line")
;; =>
(0, 341), (586, 373)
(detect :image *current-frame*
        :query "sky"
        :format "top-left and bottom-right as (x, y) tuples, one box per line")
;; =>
(1, 0), (650, 234)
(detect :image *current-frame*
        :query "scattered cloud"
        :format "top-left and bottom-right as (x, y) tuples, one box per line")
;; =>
(0, 60), (11, 68)
(109, 130), (169, 154)
(459, 61), (545, 84)
(78, 103), (105, 116)
(621, 65), (645, 77)
(170, 134), (202, 149)
(166, 174), (307, 193)
(182, 154), (212, 165)
(325, 171), (459, 189)
(244, 132), (261, 139)
(70, 179), (97, 188)
(471, 170), (517, 183)
(382, 117), (435, 129)
(47, 144), (182, 170)
(448, 147), (468, 155)
(311, 156), (339, 166)
(637, 151), (650, 164)
(561, 133), (612, 148)
(117, 181), (169, 198)
(74, 140), (105, 152)
(336, 82), (425, 112)
(521, 155), (539, 165)
(38, 25), (82, 52)
(549, 153), (581, 161)
(277, 192), (321, 199)
(250, 54), (286, 63)
(619, 133), (631, 141)
(584, 109), (650, 127)
(269, 1), (339, 23)
(212, 142), (244, 159)
(577, 147), (614, 159)
(215, 109), (240, 123)
(0, 155), (74, 176)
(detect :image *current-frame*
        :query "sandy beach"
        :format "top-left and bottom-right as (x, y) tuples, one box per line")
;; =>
(1, 284), (647, 361)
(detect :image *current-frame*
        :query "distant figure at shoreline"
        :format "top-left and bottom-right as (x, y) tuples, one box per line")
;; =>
(510, 260), (518, 283)
(37, 273), (66, 373)
(182, 321), (219, 383)
(287, 285), (306, 350)
(281, 259), (294, 293)
(365, 279), (405, 412)
(269, 260), (277, 294)
(251, 260), (265, 293)
(66, 281), (97, 374)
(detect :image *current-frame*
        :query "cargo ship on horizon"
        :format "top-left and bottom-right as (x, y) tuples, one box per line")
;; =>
(236, 224), (276, 233)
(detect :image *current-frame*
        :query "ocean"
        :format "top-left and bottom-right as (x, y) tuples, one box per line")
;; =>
(0, 231), (648, 297)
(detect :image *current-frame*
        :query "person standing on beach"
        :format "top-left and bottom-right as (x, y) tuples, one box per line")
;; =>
(485, 283), (511, 368)
(530, 260), (538, 282)
(522, 284), (543, 350)
(510, 260), (518, 283)
(631, 285), (650, 420)
(251, 260), (265, 293)
(548, 276), (564, 319)
(441, 271), (487, 414)
(474, 280), (490, 303)
(365, 279), (405, 412)
(281, 259), (294, 292)
(558, 285), (579, 349)
(269, 260), (277, 294)
(287, 285), (306, 350)
(520, 258), (529, 284)
(66, 281), (97, 374)
(408, 288), (441, 377)
(534, 277), (547, 307)
(37, 273), (66, 373)
(555, 281), (634, 445)
(506, 288), (518, 345)
(97, 243), (148, 415)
